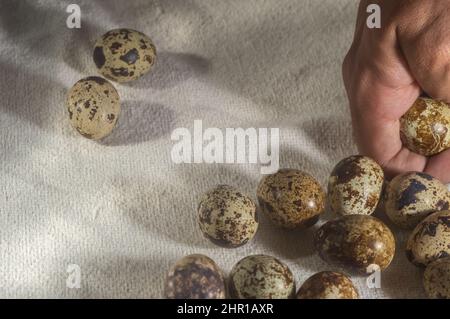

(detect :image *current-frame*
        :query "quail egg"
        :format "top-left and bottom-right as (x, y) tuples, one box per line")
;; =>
(257, 169), (325, 229)
(406, 210), (450, 267)
(66, 76), (120, 140)
(385, 172), (450, 229)
(93, 28), (156, 82)
(314, 215), (395, 273)
(328, 155), (384, 216)
(229, 254), (295, 299)
(423, 257), (450, 299)
(400, 97), (450, 156)
(164, 254), (226, 299)
(296, 271), (359, 299)
(197, 185), (258, 248)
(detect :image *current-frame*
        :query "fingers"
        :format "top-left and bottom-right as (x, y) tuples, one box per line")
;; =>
(398, 6), (450, 102)
(343, 15), (426, 177)
(425, 149), (450, 183)
(348, 68), (426, 177)
(383, 148), (427, 180)
(395, 5), (450, 182)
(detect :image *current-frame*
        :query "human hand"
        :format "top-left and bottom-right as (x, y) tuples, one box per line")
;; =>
(343, 0), (450, 182)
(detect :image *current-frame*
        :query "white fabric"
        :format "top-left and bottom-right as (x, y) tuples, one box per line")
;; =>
(0, 0), (425, 298)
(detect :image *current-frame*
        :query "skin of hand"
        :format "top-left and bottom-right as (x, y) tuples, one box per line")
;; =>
(343, 0), (450, 182)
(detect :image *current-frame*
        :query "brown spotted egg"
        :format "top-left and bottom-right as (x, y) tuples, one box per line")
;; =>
(328, 155), (384, 216)
(400, 97), (450, 156)
(296, 271), (358, 299)
(93, 29), (156, 82)
(314, 215), (395, 273)
(385, 172), (450, 229)
(229, 255), (295, 299)
(423, 257), (450, 299)
(197, 185), (258, 248)
(66, 76), (120, 140)
(406, 210), (450, 267)
(257, 169), (325, 229)
(164, 254), (226, 299)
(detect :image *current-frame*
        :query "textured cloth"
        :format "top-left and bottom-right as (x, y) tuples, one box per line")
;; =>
(0, 0), (425, 298)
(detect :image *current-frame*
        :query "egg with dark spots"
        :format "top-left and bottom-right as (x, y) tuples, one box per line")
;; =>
(197, 185), (258, 248)
(164, 254), (226, 299)
(314, 215), (395, 273)
(296, 271), (358, 299)
(385, 172), (450, 229)
(229, 255), (295, 299)
(406, 210), (450, 267)
(400, 97), (450, 156)
(93, 28), (156, 82)
(328, 155), (384, 216)
(257, 169), (325, 229)
(66, 76), (120, 140)
(423, 257), (450, 299)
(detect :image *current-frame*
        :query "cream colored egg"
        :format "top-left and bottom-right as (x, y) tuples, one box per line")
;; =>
(328, 155), (384, 216)
(229, 255), (295, 299)
(66, 76), (120, 140)
(164, 254), (226, 299)
(197, 185), (258, 248)
(400, 97), (450, 156)
(93, 28), (156, 82)
(406, 210), (450, 267)
(314, 215), (396, 273)
(257, 169), (325, 229)
(296, 271), (358, 299)
(385, 172), (450, 229)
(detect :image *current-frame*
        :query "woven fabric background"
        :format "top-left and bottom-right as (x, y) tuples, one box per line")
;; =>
(0, 0), (425, 298)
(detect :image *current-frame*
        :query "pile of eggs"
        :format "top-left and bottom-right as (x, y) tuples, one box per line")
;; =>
(165, 152), (450, 299)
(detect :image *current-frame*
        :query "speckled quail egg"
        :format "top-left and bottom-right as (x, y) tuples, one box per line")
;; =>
(93, 28), (156, 82)
(197, 185), (258, 248)
(400, 97), (450, 156)
(66, 76), (120, 140)
(385, 172), (450, 229)
(328, 155), (384, 216)
(296, 271), (359, 299)
(164, 254), (226, 299)
(406, 210), (450, 267)
(229, 254), (295, 299)
(423, 257), (450, 299)
(314, 215), (395, 273)
(257, 169), (325, 229)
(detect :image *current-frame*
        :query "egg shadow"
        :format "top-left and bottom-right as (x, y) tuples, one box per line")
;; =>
(62, 20), (101, 75)
(100, 101), (176, 146)
(123, 164), (261, 249)
(378, 230), (426, 298)
(106, 173), (212, 249)
(66, 255), (170, 298)
(120, 52), (210, 90)
(299, 115), (356, 164)
(370, 207), (426, 299)
(254, 212), (318, 260)
(354, 202), (426, 298)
